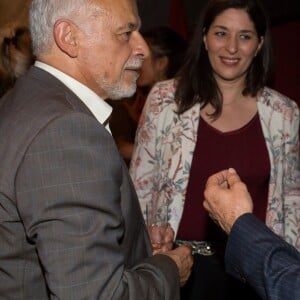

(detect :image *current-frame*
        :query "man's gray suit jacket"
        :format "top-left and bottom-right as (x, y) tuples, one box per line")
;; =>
(0, 66), (179, 299)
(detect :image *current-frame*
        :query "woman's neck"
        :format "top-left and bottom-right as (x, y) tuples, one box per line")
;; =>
(217, 78), (246, 106)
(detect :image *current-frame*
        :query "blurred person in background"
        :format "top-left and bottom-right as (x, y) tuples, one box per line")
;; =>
(108, 26), (187, 165)
(0, 24), (34, 97)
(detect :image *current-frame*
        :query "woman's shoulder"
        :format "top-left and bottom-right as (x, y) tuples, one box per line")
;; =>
(151, 78), (177, 97)
(146, 79), (178, 111)
(259, 87), (299, 112)
(141, 79), (178, 122)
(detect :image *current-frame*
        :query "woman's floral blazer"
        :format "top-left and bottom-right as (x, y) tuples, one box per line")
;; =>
(130, 79), (300, 250)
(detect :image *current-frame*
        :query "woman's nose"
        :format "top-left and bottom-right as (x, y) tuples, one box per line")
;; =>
(225, 36), (238, 54)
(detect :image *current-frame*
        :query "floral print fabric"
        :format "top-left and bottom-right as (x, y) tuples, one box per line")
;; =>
(130, 79), (300, 250)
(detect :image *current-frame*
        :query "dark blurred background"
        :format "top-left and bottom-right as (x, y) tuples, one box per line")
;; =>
(0, 0), (299, 104)
(138, 0), (300, 33)
(137, 0), (300, 104)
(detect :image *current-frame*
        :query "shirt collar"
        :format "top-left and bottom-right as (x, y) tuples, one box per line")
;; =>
(34, 61), (112, 133)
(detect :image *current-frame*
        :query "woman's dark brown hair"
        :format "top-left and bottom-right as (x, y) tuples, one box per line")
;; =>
(142, 26), (187, 79)
(175, 0), (273, 118)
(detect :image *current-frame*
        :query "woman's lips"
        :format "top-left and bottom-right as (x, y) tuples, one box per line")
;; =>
(220, 56), (240, 65)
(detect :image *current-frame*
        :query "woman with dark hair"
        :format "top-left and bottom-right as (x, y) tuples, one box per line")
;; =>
(130, 0), (300, 299)
(138, 26), (188, 87)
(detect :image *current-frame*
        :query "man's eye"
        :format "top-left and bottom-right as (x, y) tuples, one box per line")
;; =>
(123, 31), (132, 38)
(118, 31), (132, 42)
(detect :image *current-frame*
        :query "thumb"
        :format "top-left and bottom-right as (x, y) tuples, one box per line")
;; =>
(227, 168), (242, 187)
(227, 168), (249, 194)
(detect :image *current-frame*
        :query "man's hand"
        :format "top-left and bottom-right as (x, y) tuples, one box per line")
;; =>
(163, 245), (193, 286)
(203, 168), (253, 234)
(149, 224), (193, 285)
(151, 224), (175, 255)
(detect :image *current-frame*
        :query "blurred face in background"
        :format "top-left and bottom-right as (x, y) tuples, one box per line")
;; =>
(137, 39), (168, 87)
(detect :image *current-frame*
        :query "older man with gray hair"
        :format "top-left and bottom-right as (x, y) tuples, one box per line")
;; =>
(0, 0), (193, 299)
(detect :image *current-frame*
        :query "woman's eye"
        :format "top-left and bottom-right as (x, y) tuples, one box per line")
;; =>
(240, 34), (251, 40)
(215, 31), (226, 37)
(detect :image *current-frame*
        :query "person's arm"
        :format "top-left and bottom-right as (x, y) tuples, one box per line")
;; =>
(280, 100), (300, 249)
(16, 112), (190, 299)
(225, 213), (300, 300)
(203, 169), (300, 300)
(129, 84), (162, 223)
(130, 83), (176, 253)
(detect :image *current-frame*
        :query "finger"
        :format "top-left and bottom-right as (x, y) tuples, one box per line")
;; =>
(163, 234), (174, 243)
(226, 168), (242, 186)
(163, 226), (175, 243)
(205, 169), (228, 189)
(227, 169), (250, 194)
(149, 226), (162, 244)
(182, 243), (193, 253)
(208, 212), (219, 225)
(152, 249), (161, 255)
(160, 242), (173, 252)
(203, 199), (212, 213)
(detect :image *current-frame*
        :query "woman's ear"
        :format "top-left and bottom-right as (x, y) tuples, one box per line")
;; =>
(255, 36), (264, 56)
(157, 55), (169, 72)
(155, 55), (169, 80)
(203, 34), (208, 50)
(53, 19), (78, 58)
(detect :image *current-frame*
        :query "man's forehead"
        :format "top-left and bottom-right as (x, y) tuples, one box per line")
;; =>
(95, 0), (140, 30)
(95, 0), (138, 15)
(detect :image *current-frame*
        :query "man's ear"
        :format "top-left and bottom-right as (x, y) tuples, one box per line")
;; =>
(53, 19), (78, 58)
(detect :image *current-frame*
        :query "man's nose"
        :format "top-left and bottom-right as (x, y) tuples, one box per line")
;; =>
(131, 31), (150, 60)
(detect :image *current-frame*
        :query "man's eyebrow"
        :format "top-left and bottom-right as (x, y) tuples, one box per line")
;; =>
(118, 22), (139, 31)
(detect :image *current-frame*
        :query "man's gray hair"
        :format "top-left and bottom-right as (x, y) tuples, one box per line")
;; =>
(29, 0), (88, 56)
